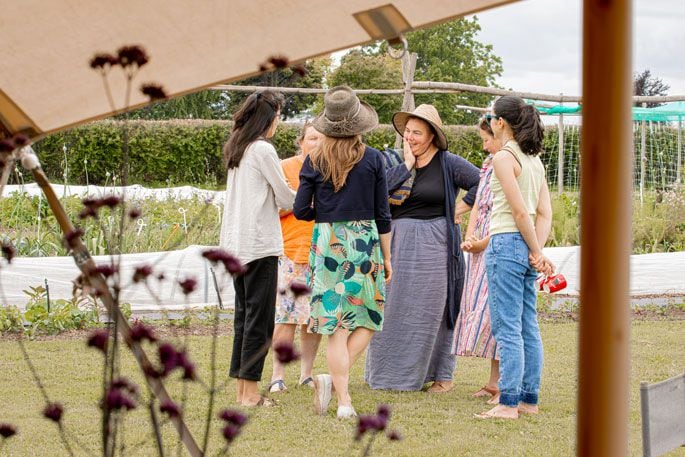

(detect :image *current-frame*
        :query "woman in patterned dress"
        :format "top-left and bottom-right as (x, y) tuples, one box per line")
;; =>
(269, 122), (323, 393)
(453, 117), (501, 403)
(294, 86), (392, 419)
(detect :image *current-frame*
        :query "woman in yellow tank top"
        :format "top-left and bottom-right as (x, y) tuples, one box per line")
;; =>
(476, 96), (555, 420)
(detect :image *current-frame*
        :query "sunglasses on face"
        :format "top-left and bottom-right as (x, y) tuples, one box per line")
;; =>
(484, 114), (501, 122)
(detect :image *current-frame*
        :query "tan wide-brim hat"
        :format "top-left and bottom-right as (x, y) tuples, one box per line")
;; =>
(392, 104), (448, 150)
(313, 86), (378, 138)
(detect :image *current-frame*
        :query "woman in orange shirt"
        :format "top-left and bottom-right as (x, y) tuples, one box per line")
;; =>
(269, 121), (323, 392)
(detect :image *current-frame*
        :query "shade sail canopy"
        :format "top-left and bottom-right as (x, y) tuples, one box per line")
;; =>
(0, 0), (515, 139)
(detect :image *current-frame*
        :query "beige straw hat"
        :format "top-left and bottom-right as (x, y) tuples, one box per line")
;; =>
(312, 86), (378, 138)
(392, 104), (448, 150)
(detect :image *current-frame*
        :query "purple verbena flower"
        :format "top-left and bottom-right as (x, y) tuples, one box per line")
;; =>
(105, 387), (137, 411)
(387, 429), (402, 441)
(132, 265), (153, 284)
(159, 400), (181, 418)
(0, 139), (16, 153)
(140, 83), (167, 101)
(128, 207), (142, 219)
(64, 228), (85, 249)
(178, 277), (197, 295)
(273, 341), (300, 364)
(12, 134), (29, 147)
(268, 55), (289, 69)
(288, 280), (311, 297)
(111, 377), (139, 396)
(117, 45), (149, 68)
(0, 423), (17, 438)
(1, 242), (16, 264)
(94, 263), (118, 278)
(158, 342), (179, 376)
(221, 424), (241, 443)
(86, 329), (109, 352)
(100, 195), (121, 209)
(218, 409), (248, 426)
(377, 404), (391, 420)
(42, 403), (64, 422)
(89, 53), (119, 70)
(175, 350), (196, 381)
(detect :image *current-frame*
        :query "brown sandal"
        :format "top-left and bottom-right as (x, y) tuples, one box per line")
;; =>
(426, 381), (453, 393)
(472, 385), (499, 398)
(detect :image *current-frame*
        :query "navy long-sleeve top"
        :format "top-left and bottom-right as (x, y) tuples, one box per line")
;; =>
(385, 150), (480, 328)
(293, 146), (392, 234)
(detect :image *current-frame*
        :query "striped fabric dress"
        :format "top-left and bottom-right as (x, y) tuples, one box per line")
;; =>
(452, 155), (499, 360)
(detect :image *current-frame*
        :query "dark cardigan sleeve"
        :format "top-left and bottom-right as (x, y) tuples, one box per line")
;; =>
(385, 163), (411, 195)
(374, 154), (392, 234)
(449, 154), (480, 207)
(293, 156), (316, 221)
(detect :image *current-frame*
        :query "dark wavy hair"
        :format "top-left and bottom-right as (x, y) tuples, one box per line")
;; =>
(493, 96), (544, 155)
(223, 90), (284, 169)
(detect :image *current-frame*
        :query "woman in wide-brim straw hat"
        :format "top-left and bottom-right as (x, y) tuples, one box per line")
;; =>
(364, 104), (480, 393)
(293, 86), (393, 419)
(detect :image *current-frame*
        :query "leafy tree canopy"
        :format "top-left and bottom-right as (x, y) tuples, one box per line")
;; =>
(633, 69), (670, 108)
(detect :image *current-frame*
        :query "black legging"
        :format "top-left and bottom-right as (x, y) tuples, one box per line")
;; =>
(229, 256), (278, 381)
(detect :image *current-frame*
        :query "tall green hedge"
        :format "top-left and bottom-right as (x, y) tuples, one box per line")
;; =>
(30, 120), (485, 186)
(27, 119), (683, 188)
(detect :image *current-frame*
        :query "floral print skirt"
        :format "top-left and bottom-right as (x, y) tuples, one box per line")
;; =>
(275, 255), (311, 325)
(307, 220), (385, 335)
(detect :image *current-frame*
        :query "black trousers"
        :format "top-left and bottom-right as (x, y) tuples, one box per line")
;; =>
(229, 256), (277, 381)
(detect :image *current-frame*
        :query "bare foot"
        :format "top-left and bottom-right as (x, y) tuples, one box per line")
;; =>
(518, 402), (539, 414)
(475, 404), (519, 419)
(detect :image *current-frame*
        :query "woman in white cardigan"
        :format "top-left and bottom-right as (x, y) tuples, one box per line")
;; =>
(219, 91), (295, 407)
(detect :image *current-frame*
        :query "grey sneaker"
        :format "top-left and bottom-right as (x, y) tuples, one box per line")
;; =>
(313, 374), (332, 415)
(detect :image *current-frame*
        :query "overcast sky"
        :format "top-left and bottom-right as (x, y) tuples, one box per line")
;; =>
(470, 0), (685, 96)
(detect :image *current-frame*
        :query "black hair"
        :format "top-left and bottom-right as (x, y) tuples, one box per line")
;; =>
(493, 96), (544, 155)
(223, 90), (285, 169)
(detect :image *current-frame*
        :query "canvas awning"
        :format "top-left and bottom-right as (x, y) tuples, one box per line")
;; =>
(0, 0), (515, 139)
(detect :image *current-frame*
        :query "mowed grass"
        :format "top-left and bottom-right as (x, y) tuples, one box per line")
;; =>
(0, 320), (683, 457)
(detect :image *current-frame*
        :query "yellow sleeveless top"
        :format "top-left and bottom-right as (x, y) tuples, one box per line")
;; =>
(489, 140), (545, 235)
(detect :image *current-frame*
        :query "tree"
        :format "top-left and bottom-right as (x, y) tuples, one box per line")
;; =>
(222, 57), (330, 119)
(633, 69), (670, 107)
(326, 50), (403, 123)
(354, 17), (502, 125)
(405, 17), (502, 124)
(126, 58), (329, 120)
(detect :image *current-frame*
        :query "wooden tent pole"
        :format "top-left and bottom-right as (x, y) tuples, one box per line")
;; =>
(578, 1), (632, 456)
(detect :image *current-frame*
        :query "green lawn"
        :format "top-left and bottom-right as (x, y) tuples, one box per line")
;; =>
(0, 320), (683, 456)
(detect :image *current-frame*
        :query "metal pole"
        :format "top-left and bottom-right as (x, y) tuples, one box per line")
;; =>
(578, 1), (632, 456)
(394, 52), (417, 149)
(640, 103), (647, 202)
(678, 117), (682, 185)
(558, 110), (565, 194)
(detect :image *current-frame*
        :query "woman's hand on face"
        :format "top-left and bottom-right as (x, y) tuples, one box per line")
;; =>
(383, 258), (393, 283)
(403, 138), (416, 170)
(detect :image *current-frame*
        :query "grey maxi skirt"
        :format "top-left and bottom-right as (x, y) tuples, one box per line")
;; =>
(364, 217), (456, 391)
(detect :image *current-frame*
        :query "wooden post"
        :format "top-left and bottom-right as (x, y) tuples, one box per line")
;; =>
(578, 1), (632, 456)
(640, 102), (647, 202)
(394, 52), (417, 149)
(558, 109), (565, 194)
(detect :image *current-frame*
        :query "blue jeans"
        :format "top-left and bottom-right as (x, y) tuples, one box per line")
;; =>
(485, 232), (543, 407)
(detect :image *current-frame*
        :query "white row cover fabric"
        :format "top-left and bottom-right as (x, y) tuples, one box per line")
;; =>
(2, 183), (224, 202)
(1, 245), (683, 312)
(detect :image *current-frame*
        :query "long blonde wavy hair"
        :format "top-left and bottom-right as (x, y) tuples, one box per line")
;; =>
(309, 134), (365, 192)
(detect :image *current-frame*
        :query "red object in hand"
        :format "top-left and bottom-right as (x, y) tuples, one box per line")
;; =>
(542, 274), (567, 293)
